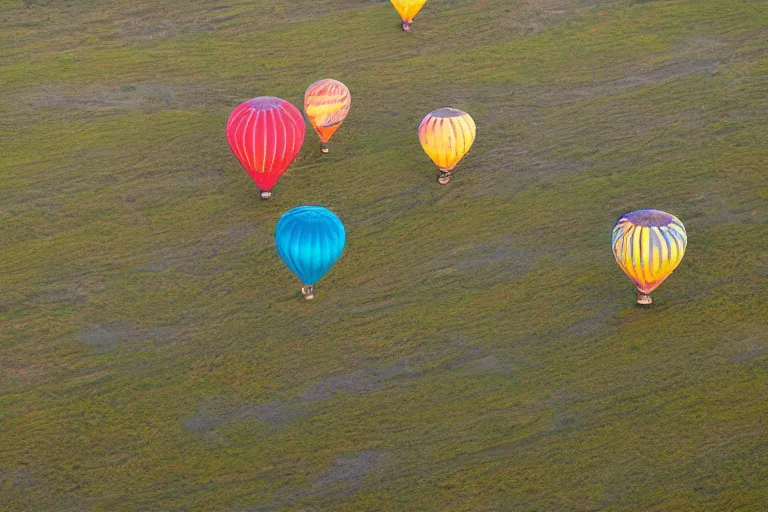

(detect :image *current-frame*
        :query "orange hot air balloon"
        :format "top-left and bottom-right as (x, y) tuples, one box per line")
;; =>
(304, 79), (351, 154)
(390, 0), (427, 31)
(418, 107), (476, 184)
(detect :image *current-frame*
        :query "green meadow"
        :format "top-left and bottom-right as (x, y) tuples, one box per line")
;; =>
(1, 0), (766, 509)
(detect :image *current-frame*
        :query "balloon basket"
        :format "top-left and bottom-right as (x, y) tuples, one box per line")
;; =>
(636, 292), (652, 305)
(321, 143), (329, 154)
(402, 20), (412, 32)
(302, 285), (314, 301)
(437, 171), (452, 185)
(260, 190), (272, 200)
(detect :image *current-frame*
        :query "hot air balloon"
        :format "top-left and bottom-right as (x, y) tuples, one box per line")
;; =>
(612, 209), (687, 304)
(418, 107), (476, 184)
(275, 206), (346, 300)
(304, 79), (351, 154)
(226, 97), (306, 200)
(390, 0), (427, 31)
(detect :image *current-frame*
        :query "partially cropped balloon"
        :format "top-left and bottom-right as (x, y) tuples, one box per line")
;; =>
(612, 209), (687, 304)
(390, 0), (427, 31)
(226, 97), (306, 200)
(275, 206), (346, 300)
(304, 79), (351, 154)
(418, 107), (476, 184)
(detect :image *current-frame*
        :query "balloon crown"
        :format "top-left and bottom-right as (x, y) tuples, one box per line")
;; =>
(245, 97), (285, 110)
(620, 209), (676, 227)
(282, 205), (336, 219)
(430, 107), (467, 118)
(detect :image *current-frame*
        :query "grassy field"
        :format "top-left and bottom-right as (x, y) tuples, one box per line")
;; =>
(2, 0), (767, 510)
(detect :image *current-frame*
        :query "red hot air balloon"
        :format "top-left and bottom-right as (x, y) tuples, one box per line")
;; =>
(226, 97), (306, 200)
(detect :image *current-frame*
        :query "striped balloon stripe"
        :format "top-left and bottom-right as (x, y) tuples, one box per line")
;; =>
(226, 97), (306, 192)
(418, 108), (476, 172)
(612, 209), (687, 294)
(390, 0), (427, 21)
(305, 79), (351, 143)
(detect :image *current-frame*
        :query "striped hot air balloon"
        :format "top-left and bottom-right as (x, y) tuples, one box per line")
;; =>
(390, 0), (427, 31)
(226, 97), (306, 200)
(418, 107), (476, 184)
(304, 79), (351, 154)
(612, 209), (687, 304)
(275, 206), (346, 300)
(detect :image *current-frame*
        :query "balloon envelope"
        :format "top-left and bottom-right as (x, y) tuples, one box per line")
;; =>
(390, 0), (427, 25)
(612, 209), (687, 297)
(226, 97), (306, 194)
(304, 79), (351, 149)
(418, 107), (476, 174)
(275, 206), (346, 286)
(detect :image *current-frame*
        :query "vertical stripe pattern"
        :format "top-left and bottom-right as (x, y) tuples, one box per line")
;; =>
(418, 107), (476, 172)
(226, 97), (306, 192)
(275, 206), (346, 286)
(304, 79), (351, 144)
(612, 209), (687, 295)
(390, 0), (427, 22)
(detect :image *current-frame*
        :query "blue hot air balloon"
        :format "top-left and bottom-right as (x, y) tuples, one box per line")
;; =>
(275, 206), (346, 300)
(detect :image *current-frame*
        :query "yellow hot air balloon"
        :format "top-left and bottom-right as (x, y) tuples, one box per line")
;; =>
(390, 0), (427, 31)
(418, 107), (476, 184)
(304, 79), (351, 154)
(612, 209), (687, 304)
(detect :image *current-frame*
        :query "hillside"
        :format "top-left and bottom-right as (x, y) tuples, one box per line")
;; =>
(1, 0), (767, 510)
